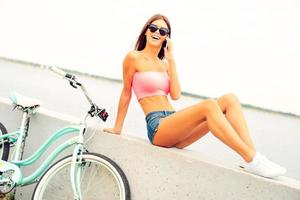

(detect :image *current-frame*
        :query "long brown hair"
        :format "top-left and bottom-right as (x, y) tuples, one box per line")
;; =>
(134, 14), (171, 60)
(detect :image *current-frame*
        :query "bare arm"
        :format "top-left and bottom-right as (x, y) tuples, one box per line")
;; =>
(104, 51), (138, 134)
(164, 38), (181, 100)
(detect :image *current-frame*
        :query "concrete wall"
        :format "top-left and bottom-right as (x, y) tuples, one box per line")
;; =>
(1, 98), (300, 199)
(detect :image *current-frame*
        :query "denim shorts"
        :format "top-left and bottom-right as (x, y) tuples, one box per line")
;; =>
(145, 110), (176, 144)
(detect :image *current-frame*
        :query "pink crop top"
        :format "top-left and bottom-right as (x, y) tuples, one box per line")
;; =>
(132, 71), (170, 100)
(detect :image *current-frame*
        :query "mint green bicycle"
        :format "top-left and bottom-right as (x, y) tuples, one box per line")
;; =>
(0, 66), (130, 200)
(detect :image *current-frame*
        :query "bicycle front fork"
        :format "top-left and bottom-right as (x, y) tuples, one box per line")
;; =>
(70, 144), (84, 200)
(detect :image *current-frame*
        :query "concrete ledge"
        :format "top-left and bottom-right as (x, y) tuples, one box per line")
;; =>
(1, 98), (300, 199)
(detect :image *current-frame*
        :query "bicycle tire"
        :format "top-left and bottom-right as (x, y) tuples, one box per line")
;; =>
(0, 122), (10, 161)
(32, 152), (130, 200)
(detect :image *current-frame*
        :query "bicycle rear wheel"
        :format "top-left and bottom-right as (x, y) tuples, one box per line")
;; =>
(0, 122), (10, 161)
(32, 153), (130, 200)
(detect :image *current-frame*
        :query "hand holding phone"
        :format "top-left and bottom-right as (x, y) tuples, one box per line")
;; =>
(163, 37), (174, 61)
(162, 36), (169, 48)
(163, 39), (168, 48)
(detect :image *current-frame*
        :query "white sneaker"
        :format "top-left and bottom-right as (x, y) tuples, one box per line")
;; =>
(258, 153), (287, 175)
(240, 152), (286, 178)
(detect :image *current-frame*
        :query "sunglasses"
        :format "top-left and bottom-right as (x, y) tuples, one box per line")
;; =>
(148, 24), (169, 36)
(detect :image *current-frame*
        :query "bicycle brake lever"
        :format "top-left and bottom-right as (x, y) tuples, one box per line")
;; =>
(88, 105), (96, 117)
(65, 74), (82, 89)
(69, 81), (78, 88)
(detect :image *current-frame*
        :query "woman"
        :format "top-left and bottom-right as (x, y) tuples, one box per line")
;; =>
(104, 14), (286, 178)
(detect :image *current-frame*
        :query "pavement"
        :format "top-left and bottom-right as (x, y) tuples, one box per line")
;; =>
(0, 57), (299, 181)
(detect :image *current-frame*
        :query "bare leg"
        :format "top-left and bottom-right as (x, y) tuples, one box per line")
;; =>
(217, 93), (256, 151)
(174, 93), (256, 151)
(153, 99), (255, 162)
(175, 121), (209, 149)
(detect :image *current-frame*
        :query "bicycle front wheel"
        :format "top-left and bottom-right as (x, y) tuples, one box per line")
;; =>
(0, 122), (10, 161)
(32, 153), (130, 200)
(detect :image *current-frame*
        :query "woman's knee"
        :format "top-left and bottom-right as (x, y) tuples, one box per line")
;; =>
(219, 93), (240, 107)
(200, 99), (220, 114)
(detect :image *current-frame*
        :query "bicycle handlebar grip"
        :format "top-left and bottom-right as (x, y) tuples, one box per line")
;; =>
(49, 66), (67, 78)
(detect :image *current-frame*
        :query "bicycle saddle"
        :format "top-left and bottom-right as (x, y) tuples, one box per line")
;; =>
(9, 92), (41, 108)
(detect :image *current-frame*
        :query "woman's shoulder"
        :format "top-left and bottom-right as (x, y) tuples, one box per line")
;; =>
(123, 50), (143, 70)
(123, 50), (142, 72)
(124, 50), (141, 62)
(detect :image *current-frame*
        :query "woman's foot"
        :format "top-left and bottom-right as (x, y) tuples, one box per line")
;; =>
(240, 152), (286, 178)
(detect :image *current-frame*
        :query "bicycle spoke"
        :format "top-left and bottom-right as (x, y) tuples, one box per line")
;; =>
(33, 154), (129, 200)
(42, 165), (73, 199)
(81, 162), (107, 196)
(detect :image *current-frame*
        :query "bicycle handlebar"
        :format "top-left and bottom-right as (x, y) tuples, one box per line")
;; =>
(42, 65), (109, 122)
(45, 65), (81, 88)
(48, 66), (67, 78)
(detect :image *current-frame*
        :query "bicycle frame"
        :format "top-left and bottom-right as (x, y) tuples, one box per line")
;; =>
(0, 122), (83, 186)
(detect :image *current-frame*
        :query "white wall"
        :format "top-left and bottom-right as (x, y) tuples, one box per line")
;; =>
(1, 0), (299, 115)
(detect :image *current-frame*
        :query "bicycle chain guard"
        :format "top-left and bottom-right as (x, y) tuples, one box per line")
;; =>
(0, 160), (21, 194)
(0, 170), (15, 194)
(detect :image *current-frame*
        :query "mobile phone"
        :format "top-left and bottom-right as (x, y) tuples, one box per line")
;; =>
(162, 39), (168, 48)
